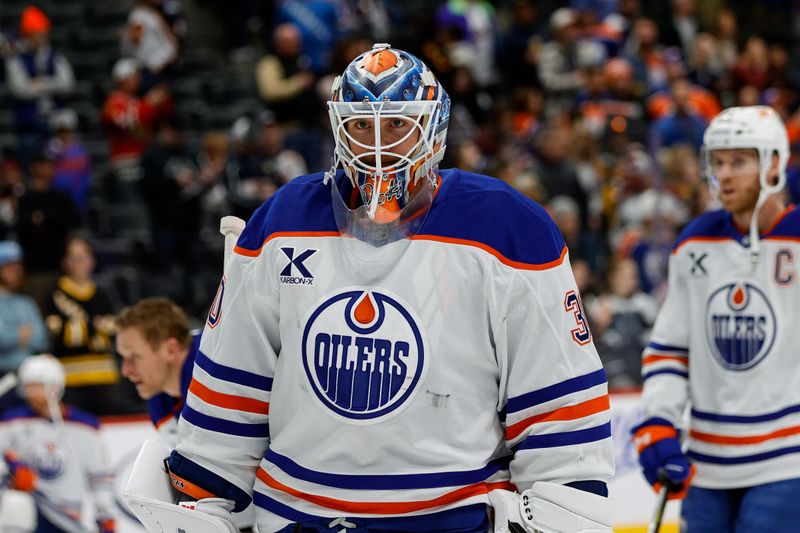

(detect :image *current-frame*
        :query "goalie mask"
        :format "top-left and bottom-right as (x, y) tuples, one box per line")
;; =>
(326, 44), (450, 245)
(702, 105), (789, 260)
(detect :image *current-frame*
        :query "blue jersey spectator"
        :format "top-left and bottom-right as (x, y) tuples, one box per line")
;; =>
(0, 241), (48, 375)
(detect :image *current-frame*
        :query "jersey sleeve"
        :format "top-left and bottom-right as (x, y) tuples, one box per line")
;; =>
(640, 251), (691, 426)
(171, 228), (279, 512)
(493, 236), (614, 491)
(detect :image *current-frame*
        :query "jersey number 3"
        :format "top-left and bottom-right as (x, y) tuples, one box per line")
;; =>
(564, 290), (591, 346)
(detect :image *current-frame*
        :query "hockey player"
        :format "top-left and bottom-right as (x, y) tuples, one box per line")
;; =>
(127, 44), (614, 533)
(633, 105), (800, 531)
(116, 297), (199, 445)
(0, 354), (115, 532)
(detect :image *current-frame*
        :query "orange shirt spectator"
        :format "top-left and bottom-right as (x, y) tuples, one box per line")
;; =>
(646, 83), (721, 122)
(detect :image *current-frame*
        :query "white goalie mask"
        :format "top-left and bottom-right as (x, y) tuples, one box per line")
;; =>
(325, 43), (450, 246)
(702, 105), (790, 260)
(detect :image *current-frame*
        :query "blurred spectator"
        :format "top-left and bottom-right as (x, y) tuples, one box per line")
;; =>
(606, 0), (641, 49)
(451, 141), (490, 175)
(588, 257), (657, 388)
(121, 0), (180, 85)
(567, 123), (607, 227)
(736, 84), (761, 107)
(42, 236), (140, 415)
(139, 123), (221, 312)
(658, 0), (700, 56)
(649, 78), (707, 151)
(255, 22), (321, 167)
(335, 0), (392, 42)
(601, 57), (648, 144)
(225, 110), (306, 220)
(647, 58), (721, 124)
(274, 0), (340, 75)
(158, 0), (188, 49)
(5, 5), (75, 168)
(658, 144), (706, 210)
(531, 125), (589, 226)
(571, 257), (596, 298)
(687, 32), (723, 93)
(731, 36), (773, 92)
(624, 17), (668, 93)
(0, 156), (25, 239)
(448, 66), (493, 128)
(435, 0), (498, 88)
(255, 23), (318, 128)
(711, 8), (738, 72)
(650, 79), (707, 153)
(17, 150), (82, 307)
(496, 0), (543, 91)
(0, 241), (48, 376)
(537, 7), (584, 117)
(508, 86), (543, 146)
(101, 58), (172, 183)
(548, 195), (604, 271)
(616, 182), (689, 297)
(316, 34), (371, 103)
(46, 109), (92, 213)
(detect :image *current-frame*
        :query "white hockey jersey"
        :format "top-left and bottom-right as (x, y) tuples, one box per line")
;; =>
(642, 205), (800, 489)
(0, 405), (115, 532)
(173, 169), (614, 532)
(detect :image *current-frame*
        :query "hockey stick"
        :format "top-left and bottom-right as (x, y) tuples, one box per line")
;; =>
(219, 216), (246, 272)
(647, 484), (669, 533)
(647, 445), (690, 533)
(0, 373), (18, 398)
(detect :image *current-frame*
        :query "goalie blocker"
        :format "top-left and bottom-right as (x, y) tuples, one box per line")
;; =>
(125, 439), (611, 533)
(123, 438), (237, 533)
(490, 485), (613, 533)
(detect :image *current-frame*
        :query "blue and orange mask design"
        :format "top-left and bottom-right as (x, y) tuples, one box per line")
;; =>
(326, 44), (450, 239)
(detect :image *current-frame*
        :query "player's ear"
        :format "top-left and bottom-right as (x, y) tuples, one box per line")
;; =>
(163, 337), (181, 362)
(768, 152), (780, 185)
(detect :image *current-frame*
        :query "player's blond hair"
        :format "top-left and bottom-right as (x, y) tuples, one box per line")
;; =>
(116, 298), (191, 350)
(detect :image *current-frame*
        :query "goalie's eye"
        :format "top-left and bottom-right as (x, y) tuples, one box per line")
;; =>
(353, 119), (372, 130)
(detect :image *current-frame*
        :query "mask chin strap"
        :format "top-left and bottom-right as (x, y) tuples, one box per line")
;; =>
(749, 151), (786, 263)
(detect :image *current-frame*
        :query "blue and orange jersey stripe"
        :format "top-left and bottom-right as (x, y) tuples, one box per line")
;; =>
(256, 467), (514, 515)
(505, 395), (610, 440)
(188, 378), (269, 415)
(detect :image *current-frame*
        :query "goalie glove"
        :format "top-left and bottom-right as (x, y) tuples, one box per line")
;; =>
(489, 483), (613, 533)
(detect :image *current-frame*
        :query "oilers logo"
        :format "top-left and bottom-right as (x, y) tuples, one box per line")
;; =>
(705, 282), (777, 370)
(32, 442), (66, 480)
(301, 288), (428, 423)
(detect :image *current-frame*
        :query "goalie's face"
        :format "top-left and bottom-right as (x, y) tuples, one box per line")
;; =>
(344, 116), (421, 167)
(344, 115), (421, 215)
